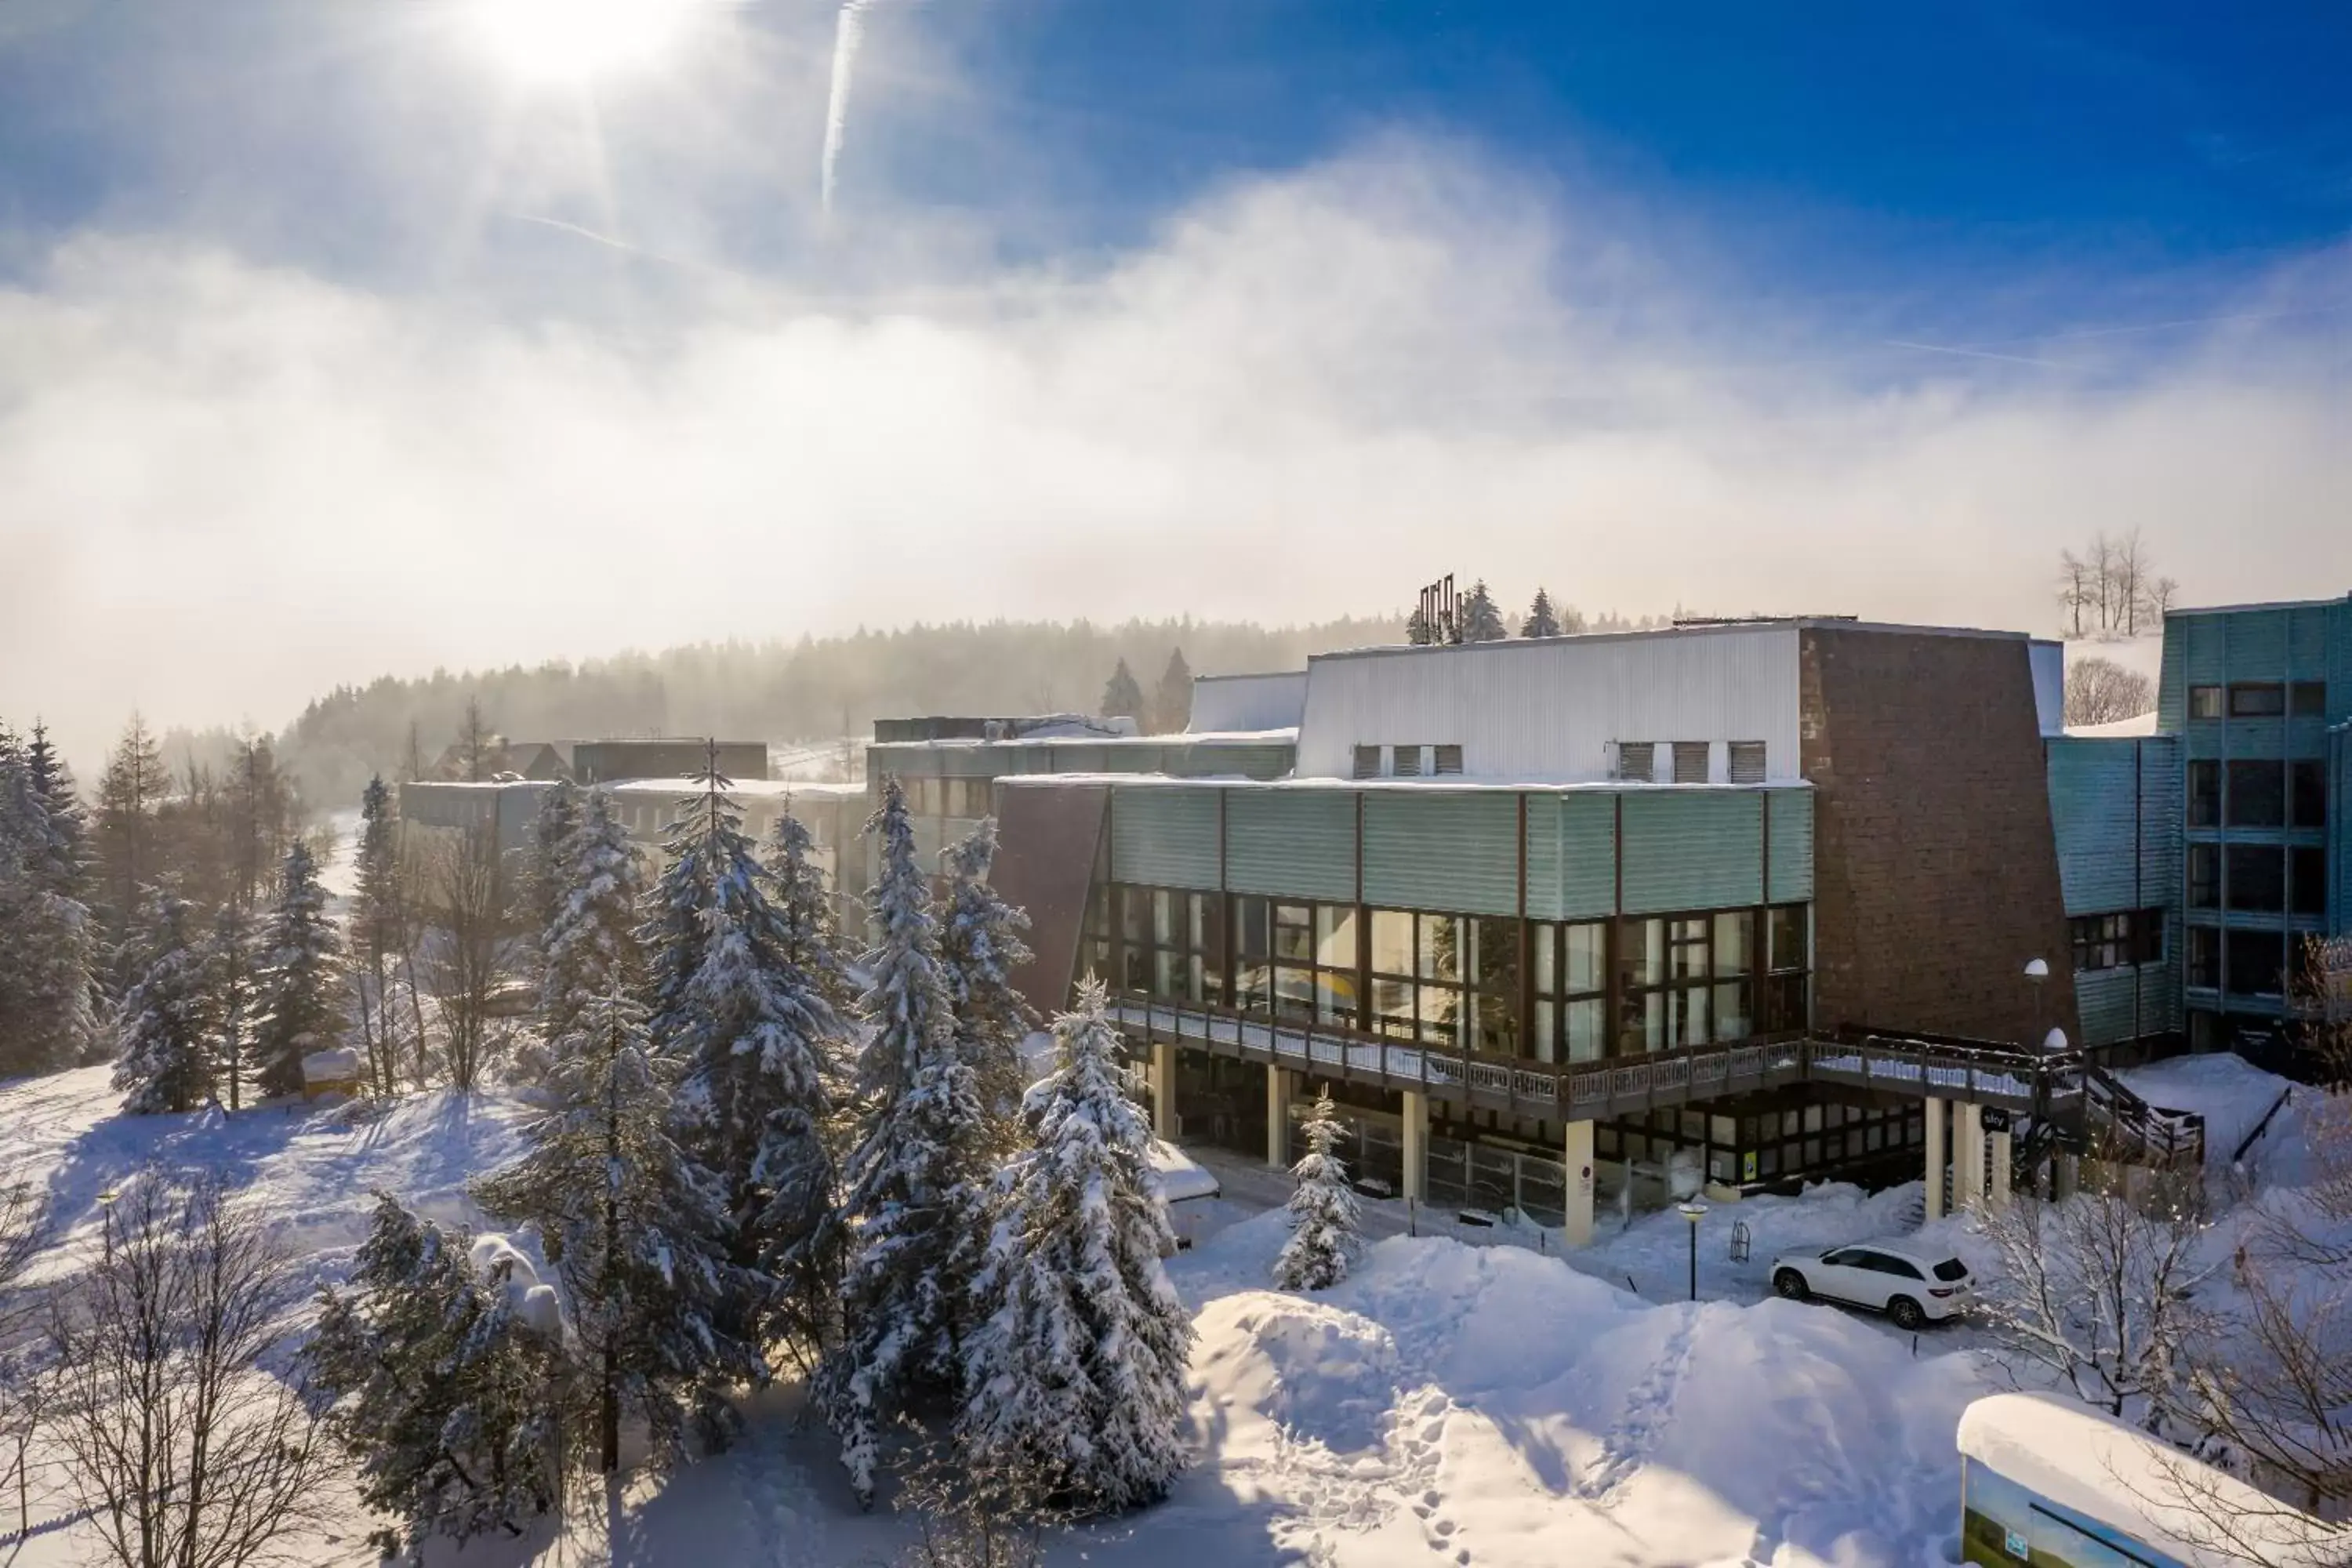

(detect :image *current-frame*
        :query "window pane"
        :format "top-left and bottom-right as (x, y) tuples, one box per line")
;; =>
(2227, 760), (2285, 827)
(1768, 906), (1808, 971)
(1566, 922), (1606, 993)
(1470, 917), (1519, 1007)
(2291, 847), (2327, 917)
(1123, 944), (1150, 993)
(1566, 999), (1605, 1063)
(2187, 927), (2220, 989)
(2189, 685), (2222, 719)
(2290, 681), (2327, 717)
(1533, 1000), (1556, 1062)
(1713, 981), (1750, 1041)
(1370, 909), (1414, 975)
(1372, 978), (1414, 1038)
(2188, 844), (2220, 909)
(1318, 972), (1353, 1027)
(1674, 985), (1710, 1048)
(2291, 760), (2328, 829)
(1274, 965), (1316, 1020)
(2226, 844), (2285, 913)
(2187, 760), (2220, 828)
(1475, 992), (1517, 1055)
(1418, 913), (1461, 982)
(1619, 991), (1664, 1054)
(2225, 930), (2286, 997)
(1236, 896), (1269, 960)
(1153, 889), (1178, 945)
(1316, 904), (1357, 968)
(1274, 904), (1313, 961)
(1712, 911), (1754, 976)
(1619, 917), (1666, 989)
(1418, 984), (1462, 1045)
(1155, 948), (1183, 998)
(1533, 924), (1558, 995)
(1121, 888), (1148, 944)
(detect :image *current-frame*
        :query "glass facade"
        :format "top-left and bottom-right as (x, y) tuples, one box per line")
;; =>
(1094, 880), (1809, 1068)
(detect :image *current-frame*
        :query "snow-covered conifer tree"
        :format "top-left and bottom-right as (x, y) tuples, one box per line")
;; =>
(1459, 579), (1509, 642)
(1274, 1093), (1361, 1291)
(664, 779), (843, 1352)
(0, 720), (100, 1076)
(524, 779), (580, 975)
(306, 1193), (566, 1551)
(764, 808), (857, 1027)
(252, 840), (345, 1100)
(539, 788), (642, 1053)
(112, 890), (218, 1114)
(639, 769), (726, 1057)
(474, 986), (760, 1472)
(1521, 588), (1563, 639)
(938, 819), (1037, 1146)
(824, 777), (993, 1507)
(1100, 660), (1145, 724)
(351, 776), (408, 1096)
(958, 978), (1193, 1515)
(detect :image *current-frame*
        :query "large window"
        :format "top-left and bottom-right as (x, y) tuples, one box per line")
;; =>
(2230, 683), (2286, 717)
(2290, 681), (2328, 717)
(2188, 844), (2220, 909)
(1615, 909), (1756, 1053)
(2188, 685), (2223, 720)
(1236, 897), (1354, 1026)
(1531, 921), (1607, 1064)
(2227, 760), (2285, 827)
(1367, 909), (1519, 1054)
(1118, 887), (1227, 1008)
(2070, 909), (2165, 972)
(2227, 845), (2285, 913)
(2226, 929), (2286, 998)
(1762, 904), (1809, 1031)
(2187, 760), (2220, 828)
(2187, 926), (2220, 989)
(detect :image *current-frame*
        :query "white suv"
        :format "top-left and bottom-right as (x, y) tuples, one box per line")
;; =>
(1769, 1239), (1970, 1329)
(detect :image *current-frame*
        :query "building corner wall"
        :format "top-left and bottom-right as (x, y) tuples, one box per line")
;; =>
(1799, 627), (2080, 1046)
(985, 782), (1110, 1017)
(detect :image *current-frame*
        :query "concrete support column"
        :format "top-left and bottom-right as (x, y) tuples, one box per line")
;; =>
(2053, 1152), (2080, 1202)
(1400, 1089), (1428, 1202)
(1954, 1103), (1986, 1210)
(1265, 1066), (1290, 1169)
(1563, 1120), (1596, 1249)
(1989, 1128), (2013, 1212)
(1150, 1041), (1178, 1142)
(1923, 1097), (1947, 1222)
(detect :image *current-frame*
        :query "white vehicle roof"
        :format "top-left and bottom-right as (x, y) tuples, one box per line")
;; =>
(1958, 1393), (2344, 1567)
(1149, 1140), (1221, 1204)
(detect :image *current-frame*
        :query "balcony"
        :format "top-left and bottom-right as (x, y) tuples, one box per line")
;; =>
(1106, 994), (2115, 1122)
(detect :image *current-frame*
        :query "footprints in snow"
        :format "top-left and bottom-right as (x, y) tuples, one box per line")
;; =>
(1395, 1388), (1470, 1563)
(1576, 1310), (1698, 1504)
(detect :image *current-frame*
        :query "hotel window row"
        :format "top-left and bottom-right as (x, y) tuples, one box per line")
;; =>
(2186, 844), (2328, 916)
(1086, 884), (1809, 1062)
(2186, 682), (2326, 720)
(2185, 759), (2329, 829)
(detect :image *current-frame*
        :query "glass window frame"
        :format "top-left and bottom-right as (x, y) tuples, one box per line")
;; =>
(2229, 683), (2286, 717)
(2187, 685), (2223, 719)
(2226, 760), (2285, 828)
(2187, 760), (2220, 828)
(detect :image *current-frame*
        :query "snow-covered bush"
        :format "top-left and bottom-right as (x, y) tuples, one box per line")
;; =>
(306, 1193), (568, 1552)
(1275, 1093), (1361, 1292)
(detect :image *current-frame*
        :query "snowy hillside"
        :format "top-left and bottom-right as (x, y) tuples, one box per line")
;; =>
(0, 1063), (2025, 1567)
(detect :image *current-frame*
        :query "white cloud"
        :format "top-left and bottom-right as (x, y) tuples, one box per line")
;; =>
(2, 140), (2347, 767)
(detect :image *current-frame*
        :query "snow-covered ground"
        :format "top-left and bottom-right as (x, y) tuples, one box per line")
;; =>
(2, 1049), (2331, 1566)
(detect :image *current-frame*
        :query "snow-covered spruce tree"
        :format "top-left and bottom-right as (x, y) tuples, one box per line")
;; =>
(662, 778), (844, 1357)
(252, 840), (345, 1099)
(473, 985), (760, 1472)
(0, 720), (100, 1076)
(764, 808), (858, 1027)
(306, 1193), (567, 1552)
(1274, 1093), (1361, 1292)
(639, 771), (728, 1058)
(958, 978), (1193, 1516)
(112, 889), (219, 1115)
(1100, 659), (1145, 725)
(525, 779), (581, 974)
(1521, 588), (1563, 639)
(825, 777), (995, 1507)
(939, 818), (1037, 1148)
(1459, 579), (1509, 642)
(538, 788), (643, 1060)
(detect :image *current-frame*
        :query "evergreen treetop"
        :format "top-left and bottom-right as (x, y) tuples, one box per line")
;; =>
(1459, 579), (1509, 643)
(938, 819), (1038, 1141)
(1100, 660), (1145, 724)
(1522, 588), (1563, 640)
(1149, 648), (1194, 735)
(113, 888), (219, 1115)
(252, 839), (345, 1100)
(539, 787), (644, 1051)
(1274, 1093), (1362, 1291)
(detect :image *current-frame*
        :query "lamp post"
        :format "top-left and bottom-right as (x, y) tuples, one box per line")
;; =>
(1676, 1200), (1708, 1301)
(2024, 957), (2049, 1047)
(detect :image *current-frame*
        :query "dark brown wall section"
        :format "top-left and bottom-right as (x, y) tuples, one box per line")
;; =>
(986, 782), (1109, 1018)
(1800, 627), (2079, 1047)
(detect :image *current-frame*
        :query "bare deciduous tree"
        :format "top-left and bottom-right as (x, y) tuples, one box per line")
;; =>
(2065, 656), (2158, 728)
(2057, 528), (2175, 639)
(45, 1174), (323, 1568)
(1, 1180), (52, 1548)
(1975, 1173), (2218, 1428)
(419, 823), (517, 1091)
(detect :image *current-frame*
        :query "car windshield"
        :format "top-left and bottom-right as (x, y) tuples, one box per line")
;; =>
(1932, 1259), (1968, 1282)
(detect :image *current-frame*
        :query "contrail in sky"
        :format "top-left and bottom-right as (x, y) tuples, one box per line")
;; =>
(821, 0), (884, 216)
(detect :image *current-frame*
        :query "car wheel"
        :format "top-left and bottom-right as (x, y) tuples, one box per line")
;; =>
(1773, 1269), (1809, 1301)
(1889, 1296), (1925, 1331)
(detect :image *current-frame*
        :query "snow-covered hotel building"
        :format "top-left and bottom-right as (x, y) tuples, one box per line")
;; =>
(885, 600), (2352, 1244)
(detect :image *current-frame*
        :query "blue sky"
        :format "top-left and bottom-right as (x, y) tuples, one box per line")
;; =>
(0, 1), (2347, 758)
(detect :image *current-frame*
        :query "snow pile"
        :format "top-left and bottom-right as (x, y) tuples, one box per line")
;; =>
(467, 1232), (563, 1338)
(1175, 1220), (1996, 1566)
(2118, 1052), (2303, 1172)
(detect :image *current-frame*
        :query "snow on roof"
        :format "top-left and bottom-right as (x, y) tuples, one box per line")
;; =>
(2063, 712), (2160, 738)
(1958, 1394), (2344, 1568)
(301, 1047), (362, 1081)
(1149, 1140), (1221, 1203)
(1000, 771), (1812, 795)
(599, 777), (866, 798)
(869, 728), (1295, 750)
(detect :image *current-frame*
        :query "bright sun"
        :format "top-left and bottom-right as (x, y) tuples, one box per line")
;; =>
(468, 0), (691, 85)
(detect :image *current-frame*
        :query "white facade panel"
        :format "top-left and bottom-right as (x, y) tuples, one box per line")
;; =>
(1293, 625), (1803, 784)
(1189, 671), (1308, 734)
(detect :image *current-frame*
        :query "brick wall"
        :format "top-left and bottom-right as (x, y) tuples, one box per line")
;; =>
(1800, 627), (2080, 1046)
(987, 782), (1109, 1016)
